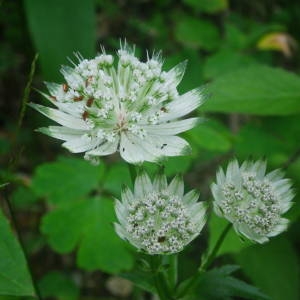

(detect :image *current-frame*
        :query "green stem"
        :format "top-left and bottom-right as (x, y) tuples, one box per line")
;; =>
(200, 222), (232, 272)
(167, 254), (178, 291)
(150, 256), (171, 300)
(10, 53), (38, 171)
(176, 223), (232, 298)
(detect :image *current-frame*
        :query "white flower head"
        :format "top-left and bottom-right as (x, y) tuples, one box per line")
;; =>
(211, 159), (294, 243)
(115, 170), (207, 255)
(30, 42), (205, 164)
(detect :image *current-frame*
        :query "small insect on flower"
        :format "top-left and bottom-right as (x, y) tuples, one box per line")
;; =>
(29, 42), (206, 165)
(211, 159), (294, 243)
(114, 170), (207, 255)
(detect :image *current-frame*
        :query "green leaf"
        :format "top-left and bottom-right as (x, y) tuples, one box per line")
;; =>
(24, 0), (96, 80)
(203, 65), (300, 115)
(32, 157), (105, 205)
(203, 49), (257, 80)
(41, 197), (134, 274)
(235, 236), (300, 300)
(183, 0), (228, 14)
(38, 271), (79, 300)
(234, 123), (287, 160)
(187, 120), (232, 153)
(208, 214), (252, 256)
(120, 271), (155, 293)
(164, 156), (192, 176)
(11, 186), (38, 209)
(179, 265), (269, 300)
(102, 163), (132, 196)
(0, 209), (35, 296)
(175, 16), (220, 51)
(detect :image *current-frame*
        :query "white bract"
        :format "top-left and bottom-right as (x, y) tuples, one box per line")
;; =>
(115, 171), (207, 254)
(211, 160), (294, 243)
(30, 43), (204, 164)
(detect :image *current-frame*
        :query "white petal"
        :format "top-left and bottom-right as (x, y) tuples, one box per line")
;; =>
(168, 175), (184, 197)
(153, 172), (168, 191)
(216, 167), (226, 185)
(115, 199), (128, 225)
(86, 136), (119, 156)
(267, 218), (289, 237)
(114, 223), (128, 240)
(159, 88), (204, 122)
(45, 82), (62, 96)
(121, 186), (135, 205)
(147, 135), (192, 157)
(29, 103), (89, 130)
(36, 89), (57, 104)
(120, 133), (157, 163)
(37, 126), (87, 141)
(62, 135), (101, 153)
(252, 160), (267, 178)
(211, 184), (225, 203)
(234, 223), (268, 244)
(266, 169), (284, 181)
(183, 189), (200, 205)
(166, 60), (187, 86)
(273, 179), (292, 195)
(134, 170), (153, 197)
(226, 160), (241, 185)
(278, 191), (294, 207)
(53, 102), (84, 118)
(142, 118), (199, 135)
(190, 202), (207, 226)
(213, 203), (224, 217)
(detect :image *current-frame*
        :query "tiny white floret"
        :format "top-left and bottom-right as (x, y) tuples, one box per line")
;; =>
(114, 170), (207, 255)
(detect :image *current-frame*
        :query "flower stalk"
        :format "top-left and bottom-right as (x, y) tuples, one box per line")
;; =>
(176, 222), (232, 298)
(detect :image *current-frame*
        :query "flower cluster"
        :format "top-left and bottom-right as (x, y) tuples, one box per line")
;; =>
(211, 160), (294, 243)
(30, 43), (204, 164)
(115, 171), (207, 254)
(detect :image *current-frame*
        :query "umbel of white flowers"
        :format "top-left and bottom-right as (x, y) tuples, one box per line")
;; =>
(115, 170), (207, 255)
(211, 160), (294, 243)
(30, 43), (205, 164)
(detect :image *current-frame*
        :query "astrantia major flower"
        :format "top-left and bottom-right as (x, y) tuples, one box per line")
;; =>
(115, 171), (207, 255)
(30, 43), (204, 164)
(211, 160), (294, 243)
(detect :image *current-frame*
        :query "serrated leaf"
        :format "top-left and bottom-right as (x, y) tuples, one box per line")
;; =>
(32, 157), (104, 204)
(24, 0), (96, 80)
(175, 17), (220, 51)
(0, 209), (35, 296)
(203, 65), (300, 115)
(41, 197), (134, 274)
(235, 236), (300, 300)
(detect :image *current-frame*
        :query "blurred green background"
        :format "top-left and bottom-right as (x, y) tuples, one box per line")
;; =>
(0, 0), (300, 299)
